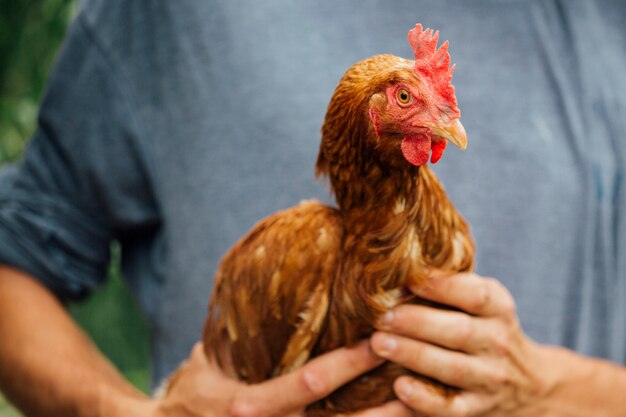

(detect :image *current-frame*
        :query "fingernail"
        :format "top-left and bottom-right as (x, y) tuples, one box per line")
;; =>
(302, 370), (326, 395)
(384, 336), (397, 352)
(399, 379), (415, 398)
(379, 311), (394, 329)
(374, 334), (397, 356)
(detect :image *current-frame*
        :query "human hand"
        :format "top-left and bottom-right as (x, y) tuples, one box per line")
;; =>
(371, 272), (553, 417)
(153, 340), (413, 417)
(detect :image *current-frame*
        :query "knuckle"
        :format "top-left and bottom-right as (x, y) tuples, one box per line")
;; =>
(487, 366), (512, 387)
(301, 369), (329, 397)
(228, 398), (263, 417)
(489, 279), (517, 318)
(188, 342), (205, 365)
(449, 361), (469, 384)
(453, 315), (475, 348)
(471, 281), (492, 312)
(500, 293), (517, 319)
(191, 342), (204, 355)
(492, 331), (514, 356)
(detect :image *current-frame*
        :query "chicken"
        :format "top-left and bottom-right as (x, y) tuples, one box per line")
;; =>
(203, 24), (475, 415)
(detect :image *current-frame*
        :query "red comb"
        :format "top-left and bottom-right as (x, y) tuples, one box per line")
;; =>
(408, 24), (459, 116)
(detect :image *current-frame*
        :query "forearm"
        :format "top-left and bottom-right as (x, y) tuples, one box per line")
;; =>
(536, 343), (626, 417)
(0, 266), (152, 417)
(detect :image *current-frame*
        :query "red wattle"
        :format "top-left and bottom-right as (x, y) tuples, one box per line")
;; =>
(430, 140), (447, 164)
(401, 135), (431, 166)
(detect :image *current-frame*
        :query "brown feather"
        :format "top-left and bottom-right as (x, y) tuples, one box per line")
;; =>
(204, 201), (343, 383)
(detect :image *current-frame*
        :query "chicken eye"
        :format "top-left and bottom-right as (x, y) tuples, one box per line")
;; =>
(395, 88), (412, 106)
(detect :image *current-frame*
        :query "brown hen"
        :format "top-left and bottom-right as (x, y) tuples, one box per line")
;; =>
(204, 24), (474, 415)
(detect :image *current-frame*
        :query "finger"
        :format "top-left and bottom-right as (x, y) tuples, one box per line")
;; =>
(242, 340), (384, 416)
(412, 273), (516, 318)
(351, 400), (414, 417)
(378, 304), (490, 353)
(188, 342), (207, 366)
(394, 376), (493, 417)
(371, 332), (501, 389)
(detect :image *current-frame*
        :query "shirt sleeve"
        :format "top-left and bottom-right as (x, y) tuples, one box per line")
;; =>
(0, 14), (159, 301)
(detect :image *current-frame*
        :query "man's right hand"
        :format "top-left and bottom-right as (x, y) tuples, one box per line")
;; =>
(133, 341), (413, 417)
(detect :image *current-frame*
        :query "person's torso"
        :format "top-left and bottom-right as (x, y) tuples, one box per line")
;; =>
(81, 0), (626, 385)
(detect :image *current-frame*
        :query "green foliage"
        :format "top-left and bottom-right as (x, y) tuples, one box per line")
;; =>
(0, 396), (21, 417)
(0, 0), (151, 414)
(0, 0), (76, 161)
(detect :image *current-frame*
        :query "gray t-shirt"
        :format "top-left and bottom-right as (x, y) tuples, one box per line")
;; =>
(0, 0), (625, 387)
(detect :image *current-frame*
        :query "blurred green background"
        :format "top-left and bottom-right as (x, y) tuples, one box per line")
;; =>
(0, 1), (151, 414)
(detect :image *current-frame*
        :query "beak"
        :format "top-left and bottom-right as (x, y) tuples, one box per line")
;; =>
(430, 119), (467, 150)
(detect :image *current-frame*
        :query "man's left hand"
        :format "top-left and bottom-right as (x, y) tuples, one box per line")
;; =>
(371, 272), (551, 417)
